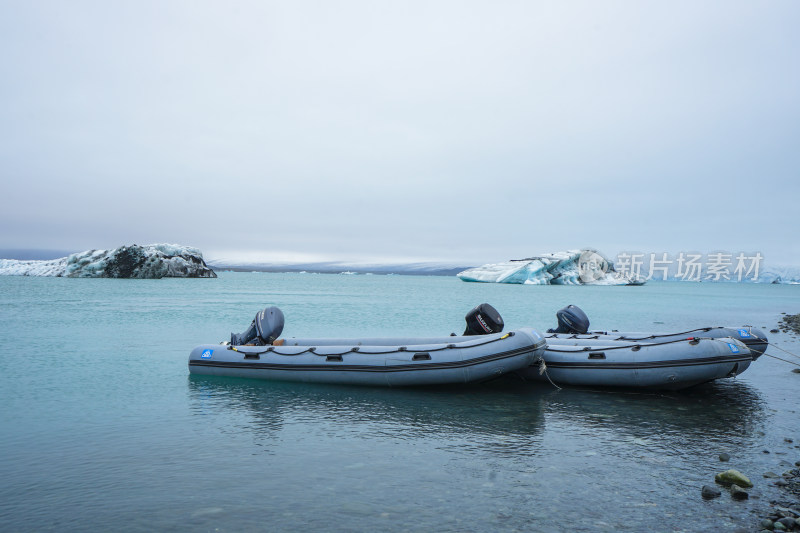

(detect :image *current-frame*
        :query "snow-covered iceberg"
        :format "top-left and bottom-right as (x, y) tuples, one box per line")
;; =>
(457, 250), (643, 285)
(0, 244), (216, 278)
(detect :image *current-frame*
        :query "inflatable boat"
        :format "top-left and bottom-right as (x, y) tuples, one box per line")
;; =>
(189, 304), (547, 387)
(546, 305), (769, 359)
(517, 336), (752, 390)
(513, 305), (761, 390)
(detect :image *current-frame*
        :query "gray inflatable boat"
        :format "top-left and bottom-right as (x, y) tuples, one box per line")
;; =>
(189, 304), (547, 386)
(517, 335), (752, 390)
(514, 305), (763, 390)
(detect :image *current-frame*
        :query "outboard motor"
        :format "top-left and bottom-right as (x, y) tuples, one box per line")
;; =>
(549, 304), (590, 334)
(231, 306), (285, 346)
(463, 303), (504, 336)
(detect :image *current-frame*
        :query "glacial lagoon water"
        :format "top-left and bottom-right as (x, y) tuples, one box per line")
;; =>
(0, 273), (799, 532)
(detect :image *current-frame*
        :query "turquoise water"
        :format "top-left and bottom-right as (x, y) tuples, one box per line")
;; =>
(1, 273), (799, 531)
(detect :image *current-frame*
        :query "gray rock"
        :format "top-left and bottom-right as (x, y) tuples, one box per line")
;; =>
(777, 517), (796, 528)
(730, 484), (749, 500)
(719, 452), (731, 462)
(760, 518), (774, 530)
(775, 479), (789, 487)
(765, 472), (781, 478)
(792, 368), (800, 374)
(773, 521), (786, 531)
(702, 485), (722, 499)
(786, 438), (794, 443)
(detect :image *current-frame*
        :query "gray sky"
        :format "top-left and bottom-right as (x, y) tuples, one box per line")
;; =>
(1, 1), (798, 266)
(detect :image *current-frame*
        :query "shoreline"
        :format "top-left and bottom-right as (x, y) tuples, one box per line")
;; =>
(758, 461), (800, 531)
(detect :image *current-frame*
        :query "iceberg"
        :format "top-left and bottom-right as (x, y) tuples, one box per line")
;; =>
(0, 257), (68, 277)
(756, 265), (800, 284)
(457, 249), (643, 285)
(0, 244), (216, 279)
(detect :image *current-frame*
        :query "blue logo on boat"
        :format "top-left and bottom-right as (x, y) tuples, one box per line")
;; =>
(201, 349), (213, 359)
(727, 343), (740, 353)
(738, 329), (752, 338)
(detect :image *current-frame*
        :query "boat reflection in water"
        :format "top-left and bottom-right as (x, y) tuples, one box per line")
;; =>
(188, 376), (548, 456)
(188, 375), (765, 455)
(519, 377), (768, 454)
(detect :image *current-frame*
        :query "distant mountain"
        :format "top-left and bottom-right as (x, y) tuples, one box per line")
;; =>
(206, 259), (469, 276)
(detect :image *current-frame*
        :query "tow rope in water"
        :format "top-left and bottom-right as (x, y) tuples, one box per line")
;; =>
(762, 342), (800, 367)
(538, 359), (562, 390)
(770, 342), (800, 361)
(762, 353), (800, 367)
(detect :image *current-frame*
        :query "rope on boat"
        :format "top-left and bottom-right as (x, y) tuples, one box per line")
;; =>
(230, 331), (517, 357)
(544, 336), (708, 353)
(546, 327), (717, 342)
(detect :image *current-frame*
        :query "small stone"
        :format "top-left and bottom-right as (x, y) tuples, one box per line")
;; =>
(792, 369), (800, 374)
(796, 461), (800, 466)
(765, 472), (780, 478)
(760, 518), (774, 530)
(716, 469), (754, 487)
(775, 479), (789, 487)
(777, 517), (796, 529)
(774, 522), (786, 531)
(730, 484), (749, 500)
(702, 485), (722, 499)
(719, 452), (731, 462)
(764, 450), (772, 454)
(785, 438), (794, 443)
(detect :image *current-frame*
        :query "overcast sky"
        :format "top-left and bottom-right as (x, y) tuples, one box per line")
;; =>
(1, 1), (798, 266)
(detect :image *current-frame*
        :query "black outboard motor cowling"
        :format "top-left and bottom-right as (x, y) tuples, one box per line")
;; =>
(550, 304), (590, 334)
(231, 306), (285, 346)
(463, 303), (504, 336)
